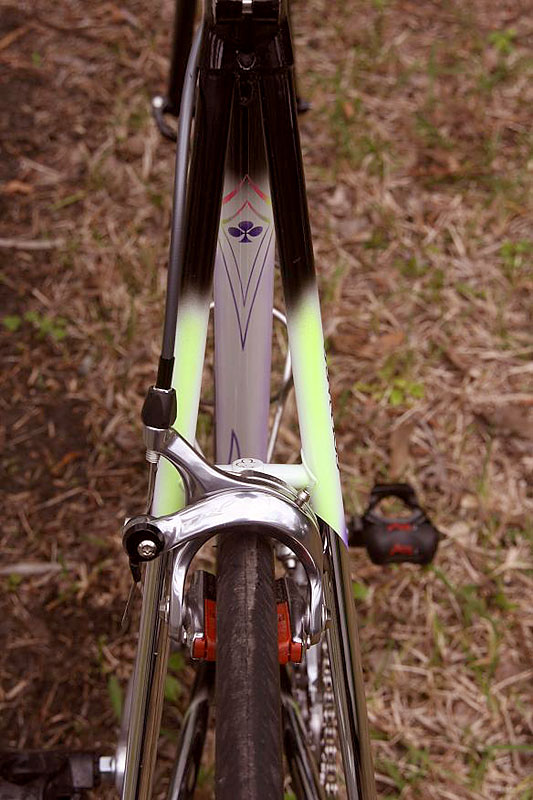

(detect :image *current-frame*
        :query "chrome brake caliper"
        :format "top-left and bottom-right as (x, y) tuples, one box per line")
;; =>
(122, 426), (326, 650)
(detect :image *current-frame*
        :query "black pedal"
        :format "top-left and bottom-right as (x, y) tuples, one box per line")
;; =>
(349, 483), (440, 565)
(0, 750), (99, 799)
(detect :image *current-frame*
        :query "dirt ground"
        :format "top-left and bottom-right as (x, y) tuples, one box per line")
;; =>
(0, 0), (531, 798)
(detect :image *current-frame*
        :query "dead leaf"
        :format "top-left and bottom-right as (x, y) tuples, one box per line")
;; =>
(1, 180), (34, 195)
(0, 26), (28, 54)
(336, 217), (368, 243)
(390, 418), (415, 478)
(343, 101), (355, 120)
(326, 185), (350, 215)
(474, 402), (533, 440)
(52, 451), (83, 474)
(380, 330), (405, 351)
(472, 394), (533, 407)
(373, 272), (395, 291)
(329, 325), (368, 355)
(443, 347), (471, 373)
(359, 329), (405, 358)
(106, 4), (141, 28)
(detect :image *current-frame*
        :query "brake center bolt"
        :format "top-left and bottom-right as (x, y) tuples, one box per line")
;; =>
(98, 756), (116, 784)
(137, 539), (158, 559)
(295, 488), (311, 508)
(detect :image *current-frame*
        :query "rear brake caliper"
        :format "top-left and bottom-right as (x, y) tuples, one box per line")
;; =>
(184, 571), (304, 664)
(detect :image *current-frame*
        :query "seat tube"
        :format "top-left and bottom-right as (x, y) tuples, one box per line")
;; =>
(259, 64), (377, 799)
(213, 92), (275, 464)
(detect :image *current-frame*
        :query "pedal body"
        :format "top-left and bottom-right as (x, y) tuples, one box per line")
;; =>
(0, 751), (100, 800)
(350, 483), (440, 565)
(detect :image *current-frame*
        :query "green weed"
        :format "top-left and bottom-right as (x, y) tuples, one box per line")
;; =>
(388, 378), (425, 406)
(128, 104), (150, 132)
(160, 727), (179, 743)
(415, 113), (453, 151)
(139, 245), (160, 294)
(478, 31), (521, 92)
(24, 311), (68, 342)
(2, 315), (22, 332)
(455, 281), (486, 301)
(430, 612), (445, 665)
(86, 162), (107, 192)
(196, 412), (213, 449)
(488, 28), (517, 56)
(364, 228), (389, 251)
(490, 587), (516, 612)
(354, 375), (425, 407)
(51, 191), (85, 211)
(168, 652), (185, 673)
(164, 675), (181, 703)
(467, 746), (491, 789)
(164, 651), (185, 703)
(499, 240), (532, 281)
(376, 757), (409, 792)
(148, 190), (164, 209)
(198, 765), (215, 787)
(353, 581), (369, 602)
(395, 257), (429, 279)
(328, 69), (389, 174)
(6, 574), (23, 592)
(107, 675), (123, 722)
(334, 388), (352, 425)
(379, 352), (425, 406)
(322, 260), (349, 304)
(429, 268), (445, 292)
(475, 438), (492, 500)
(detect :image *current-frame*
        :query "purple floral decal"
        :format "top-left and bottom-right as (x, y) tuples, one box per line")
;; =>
(228, 220), (263, 243)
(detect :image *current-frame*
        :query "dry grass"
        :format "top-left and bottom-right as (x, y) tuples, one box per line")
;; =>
(0, 0), (531, 798)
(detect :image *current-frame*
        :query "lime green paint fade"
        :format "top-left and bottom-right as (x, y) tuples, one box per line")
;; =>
(173, 299), (211, 443)
(288, 290), (346, 540)
(151, 458), (185, 516)
(151, 297), (210, 517)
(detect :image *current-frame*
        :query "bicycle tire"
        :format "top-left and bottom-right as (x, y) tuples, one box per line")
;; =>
(215, 531), (284, 799)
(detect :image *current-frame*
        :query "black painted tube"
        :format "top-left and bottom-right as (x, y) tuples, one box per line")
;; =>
(159, 25), (203, 373)
(167, 0), (197, 114)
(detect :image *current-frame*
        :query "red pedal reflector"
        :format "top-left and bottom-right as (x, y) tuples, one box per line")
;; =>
(389, 542), (414, 557)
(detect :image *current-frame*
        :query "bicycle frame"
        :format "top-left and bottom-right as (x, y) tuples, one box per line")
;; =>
(119, 2), (377, 799)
